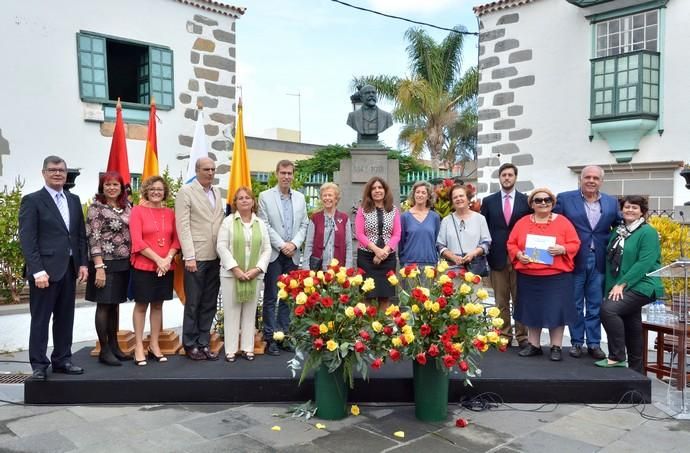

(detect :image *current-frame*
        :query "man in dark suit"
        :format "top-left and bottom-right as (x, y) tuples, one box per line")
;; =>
(480, 163), (532, 348)
(19, 156), (88, 380)
(553, 165), (621, 359)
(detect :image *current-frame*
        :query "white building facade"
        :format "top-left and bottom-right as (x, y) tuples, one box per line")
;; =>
(0, 0), (244, 200)
(474, 0), (689, 210)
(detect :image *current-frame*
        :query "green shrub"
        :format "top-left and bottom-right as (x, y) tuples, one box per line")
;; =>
(0, 180), (25, 303)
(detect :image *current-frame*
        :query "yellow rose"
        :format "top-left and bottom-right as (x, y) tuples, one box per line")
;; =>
(404, 332), (415, 344)
(309, 270), (316, 277)
(277, 281), (286, 289)
(273, 331), (285, 341)
(411, 304), (420, 313)
(492, 318), (505, 329)
(356, 302), (367, 313)
(319, 323), (328, 334)
(392, 337), (402, 347)
(438, 274), (451, 285)
(475, 334), (487, 344)
(278, 289), (288, 300)
(316, 270), (325, 280)
(401, 312), (410, 320)
(424, 266), (436, 279)
(481, 343), (489, 352)
(459, 284), (472, 295)
(303, 277), (314, 288)
(289, 279), (299, 289)
(295, 292), (307, 305)
(449, 308), (461, 319)
(345, 307), (355, 318)
(350, 404), (360, 416)
(487, 331), (500, 344)
(336, 271), (347, 284)
(349, 274), (364, 286)
(328, 321), (335, 330)
(399, 268), (407, 278)
(476, 288), (489, 300)
(431, 302), (440, 313)
(401, 325), (412, 334)
(371, 321), (383, 333)
(486, 306), (500, 318)
(464, 272), (476, 282)
(387, 274), (399, 286)
(499, 337), (510, 347)
(326, 340), (338, 351)
(304, 286), (315, 295)
(420, 287), (430, 297)
(423, 300), (433, 311)
(408, 268), (420, 279)
(437, 260), (449, 273)
(453, 342), (463, 353)
(362, 278), (376, 293)
(385, 304), (399, 316)
(329, 258), (340, 267)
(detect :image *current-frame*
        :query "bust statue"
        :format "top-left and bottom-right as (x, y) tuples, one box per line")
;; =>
(346, 84), (393, 144)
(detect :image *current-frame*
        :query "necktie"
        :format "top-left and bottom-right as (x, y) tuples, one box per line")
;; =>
(503, 194), (512, 225)
(56, 193), (70, 228)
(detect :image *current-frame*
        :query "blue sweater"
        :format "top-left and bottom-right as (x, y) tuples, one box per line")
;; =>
(399, 210), (441, 266)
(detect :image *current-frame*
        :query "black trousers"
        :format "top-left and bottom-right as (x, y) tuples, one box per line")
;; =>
(600, 290), (654, 373)
(182, 259), (220, 349)
(263, 252), (297, 341)
(29, 265), (76, 371)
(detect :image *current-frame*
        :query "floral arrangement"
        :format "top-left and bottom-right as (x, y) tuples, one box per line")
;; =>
(378, 262), (508, 382)
(280, 260), (381, 387)
(433, 179), (481, 217)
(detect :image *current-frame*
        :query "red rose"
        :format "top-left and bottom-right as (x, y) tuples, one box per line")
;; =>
(357, 268), (366, 275)
(420, 324), (431, 337)
(346, 268), (356, 277)
(455, 418), (468, 428)
(416, 352), (427, 365)
(321, 296), (333, 308)
(400, 335), (408, 346)
(308, 324), (320, 337)
(447, 324), (458, 337)
(437, 297), (447, 309)
(354, 341), (366, 353)
(458, 268), (467, 277)
(428, 344), (440, 357)
(342, 280), (351, 289)
(339, 294), (350, 304)
(443, 341), (454, 354)
(359, 330), (371, 341)
(383, 326), (393, 336)
(498, 344), (508, 352)
(371, 358), (383, 369)
(473, 275), (481, 284)
(389, 349), (401, 361)
(313, 338), (324, 350)
(324, 272), (333, 283)
(447, 270), (457, 279)
(394, 316), (406, 328)
(366, 305), (378, 317)
(411, 288), (425, 301)
(442, 283), (454, 296)
(473, 339), (485, 351)
(353, 307), (363, 317)
(459, 360), (469, 372)
(386, 270), (395, 277)
(442, 354), (456, 368)
(294, 305), (305, 317)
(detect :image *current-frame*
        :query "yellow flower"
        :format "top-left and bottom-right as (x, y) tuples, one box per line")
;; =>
(464, 272), (476, 283)
(468, 303), (483, 315)
(481, 343), (489, 352)
(350, 404), (360, 416)
(411, 304), (420, 313)
(437, 274), (451, 285)
(499, 337), (510, 347)
(459, 284), (472, 295)
(453, 342), (464, 353)
(420, 287), (430, 297)
(319, 323), (328, 334)
(289, 279), (299, 289)
(486, 306), (500, 318)
(385, 304), (399, 316)
(349, 274), (364, 286)
(394, 431), (405, 438)
(399, 267), (408, 278)
(329, 258), (340, 267)
(401, 312), (410, 320)
(371, 321), (383, 333)
(449, 308), (461, 319)
(303, 277), (314, 288)
(407, 268), (420, 279)
(315, 423), (326, 429)
(404, 332), (415, 344)
(326, 340), (338, 351)
(273, 331), (285, 341)
(476, 288), (489, 300)
(387, 274), (399, 286)
(487, 331), (500, 344)
(295, 292), (307, 305)
(345, 307), (355, 318)
(392, 337), (402, 347)
(278, 289), (288, 300)
(316, 270), (325, 280)
(271, 425), (281, 431)
(277, 281), (286, 289)
(492, 317), (505, 329)
(336, 271), (347, 284)
(309, 270), (316, 277)
(362, 278), (375, 293)
(304, 286), (315, 295)
(355, 302), (367, 313)
(431, 302), (440, 313)
(437, 260), (449, 273)
(424, 266), (436, 279)
(475, 334), (487, 344)
(423, 300), (433, 311)
(401, 325), (412, 334)
(328, 321), (334, 330)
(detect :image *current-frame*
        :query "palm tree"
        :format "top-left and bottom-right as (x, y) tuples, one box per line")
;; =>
(354, 27), (477, 171)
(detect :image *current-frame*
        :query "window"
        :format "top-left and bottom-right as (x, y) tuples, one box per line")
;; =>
(77, 32), (174, 109)
(590, 10), (660, 120)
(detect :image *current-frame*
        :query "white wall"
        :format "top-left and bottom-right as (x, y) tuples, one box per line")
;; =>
(0, 0), (237, 200)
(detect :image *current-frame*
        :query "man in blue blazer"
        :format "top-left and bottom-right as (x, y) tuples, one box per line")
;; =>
(553, 166), (621, 359)
(480, 163), (532, 348)
(19, 156), (88, 380)
(258, 160), (309, 355)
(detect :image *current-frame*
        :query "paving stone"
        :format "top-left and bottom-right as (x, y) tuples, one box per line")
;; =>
(507, 430), (598, 453)
(181, 407), (258, 439)
(7, 408), (86, 437)
(569, 406), (646, 431)
(242, 418), (330, 449)
(0, 431), (76, 453)
(434, 423), (513, 452)
(312, 425), (396, 452)
(132, 424), (206, 451)
(0, 404), (61, 422)
(453, 404), (577, 438)
(173, 433), (271, 453)
(277, 443), (324, 453)
(599, 439), (649, 453)
(67, 405), (140, 421)
(613, 421), (690, 452)
(540, 414), (626, 447)
(356, 406), (438, 442)
(388, 433), (463, 452)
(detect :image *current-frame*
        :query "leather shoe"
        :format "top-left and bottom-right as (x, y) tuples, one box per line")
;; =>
(518, 344), (543, 357)
(588, 346), (606, 360)
(278, 342), (295, 353)
(186, 346), (206, 361)
(550, 346), (562, 361)
(569, 345), (583, 358)
(30, 369), (47, 381)
(99, 350), (122, 367)
(266, 341), (281, 356)
(52, 363), (84, 375)
(200, 346), (219, 361)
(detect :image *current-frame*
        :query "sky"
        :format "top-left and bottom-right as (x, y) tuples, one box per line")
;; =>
(234, 0), (481, 150)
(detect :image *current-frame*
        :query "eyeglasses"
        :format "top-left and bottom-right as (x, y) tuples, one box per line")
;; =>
(532, 197), (553, 205)
(148, 188), (165, 192)
(44, 168), (67, 174)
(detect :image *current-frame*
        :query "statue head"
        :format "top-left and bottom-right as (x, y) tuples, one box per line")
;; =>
(360, 85), (377, 108)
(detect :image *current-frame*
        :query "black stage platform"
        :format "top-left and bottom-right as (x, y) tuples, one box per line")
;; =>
(25, 347), (650, 404)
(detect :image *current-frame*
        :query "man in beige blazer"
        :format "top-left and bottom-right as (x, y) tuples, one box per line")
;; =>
(175, 157), (225, 360)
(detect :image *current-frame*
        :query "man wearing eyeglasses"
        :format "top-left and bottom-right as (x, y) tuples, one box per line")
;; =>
(553, 166), (621, 360)
(19, 156), (88, 380)
(481, 163), (532, 348)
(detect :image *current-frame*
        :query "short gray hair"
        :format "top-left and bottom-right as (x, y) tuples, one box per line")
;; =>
(580, 165), (604, 180)
(42, 155), (66, 170)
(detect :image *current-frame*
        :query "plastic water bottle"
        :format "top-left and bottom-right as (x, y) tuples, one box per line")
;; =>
(648, 301), (659, 323)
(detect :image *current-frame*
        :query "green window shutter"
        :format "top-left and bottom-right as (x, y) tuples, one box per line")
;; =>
(138, 51), (150, 105)
(77, 33), (108, 101)
(149, 46), (174, 109)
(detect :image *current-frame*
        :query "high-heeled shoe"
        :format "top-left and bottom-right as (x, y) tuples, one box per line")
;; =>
(134, 356), (147, 366)
(147, 348), (168, 363)
(98, 349), (122, 367)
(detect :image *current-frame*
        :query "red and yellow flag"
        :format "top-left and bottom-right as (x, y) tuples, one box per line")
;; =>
(106, 98), (131, 187)
(142, 99), (159, 180)
(227, 99), (251, 208)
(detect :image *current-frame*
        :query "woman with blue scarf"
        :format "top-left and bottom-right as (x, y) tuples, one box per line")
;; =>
(217, 187), (271, 362)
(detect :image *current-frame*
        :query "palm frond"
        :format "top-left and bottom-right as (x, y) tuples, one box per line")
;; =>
(352, 75), (401, 102)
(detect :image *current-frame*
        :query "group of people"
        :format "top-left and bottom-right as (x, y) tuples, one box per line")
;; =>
(19, 155), (663, 381)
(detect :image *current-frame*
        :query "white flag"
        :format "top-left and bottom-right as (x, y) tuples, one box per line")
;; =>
(186, 109), (208, 183)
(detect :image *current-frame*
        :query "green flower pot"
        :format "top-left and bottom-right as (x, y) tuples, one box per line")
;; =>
(315, 364), (348, 420)
(413, 361), (449, 422)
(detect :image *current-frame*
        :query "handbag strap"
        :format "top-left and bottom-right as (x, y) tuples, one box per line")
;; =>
(317, 216), (335, 258)
(451, 215), (465, 256)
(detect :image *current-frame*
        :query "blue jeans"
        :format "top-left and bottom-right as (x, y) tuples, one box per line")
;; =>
(262, 252), (297, 341)
(570, 250), (603, 348)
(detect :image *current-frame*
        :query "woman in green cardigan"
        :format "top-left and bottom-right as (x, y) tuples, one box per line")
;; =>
(598, 195), (664, 372)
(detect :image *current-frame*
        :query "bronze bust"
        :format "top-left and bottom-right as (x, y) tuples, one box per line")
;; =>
(347, 85), (393, 144)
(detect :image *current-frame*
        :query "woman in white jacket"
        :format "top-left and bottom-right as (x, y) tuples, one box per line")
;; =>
(217, 187), (271, 362)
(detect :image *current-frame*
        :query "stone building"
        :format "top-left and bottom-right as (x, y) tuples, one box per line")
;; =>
(0, 0), (244, 199)
(474, 0), (689, 209)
